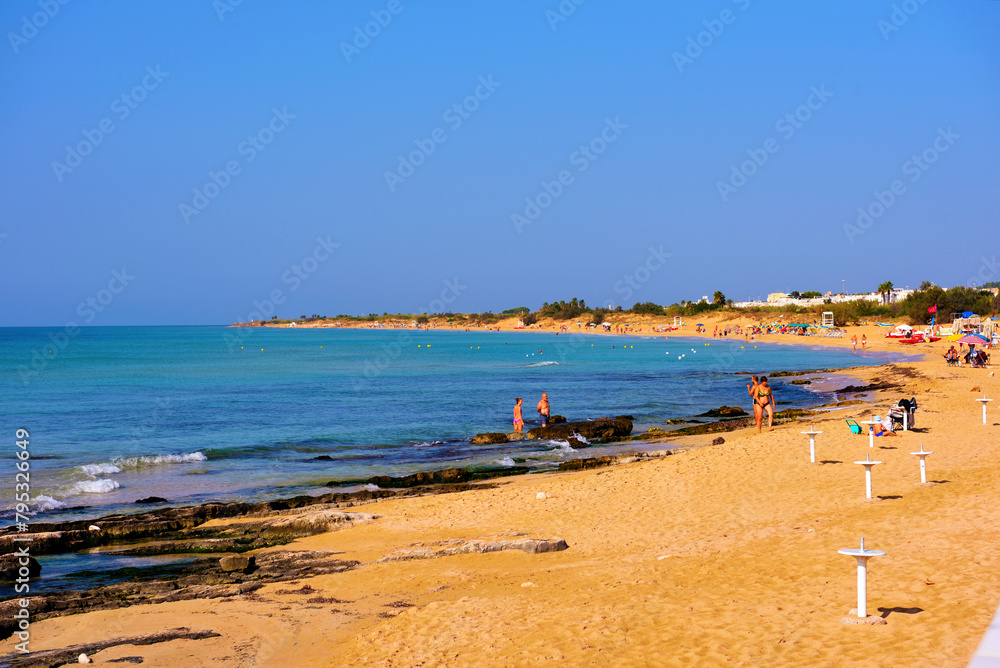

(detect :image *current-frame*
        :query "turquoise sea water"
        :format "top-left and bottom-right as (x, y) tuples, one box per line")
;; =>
(0, 326), (900, 521)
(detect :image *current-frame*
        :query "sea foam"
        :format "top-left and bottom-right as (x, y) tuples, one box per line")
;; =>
(33, 495), (67, 511)
(69, 479), (120, 495)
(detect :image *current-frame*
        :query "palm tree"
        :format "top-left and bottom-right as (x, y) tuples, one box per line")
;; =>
(877, 281), (894, 305)
(713, 291), (726, 305)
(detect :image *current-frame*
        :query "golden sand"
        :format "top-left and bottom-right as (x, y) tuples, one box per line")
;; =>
(10, 316), (998, 666)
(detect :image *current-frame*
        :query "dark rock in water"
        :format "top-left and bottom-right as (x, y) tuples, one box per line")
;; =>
(0, 553), (41, 580)
(527, 415), (633, 442)
(565, 437), (587, 449)
(367, 466), (530, 489)
(790, 379), (811, 385)
(313, 455), (334, 461)
(695, 405), (748, 419)
(471, 432), (508, 445)
(506, 432), (525, 441)
(135, 496), (169, 504)
(219, 554), (255, 573)
(712, 437), (725, 445)
(549, 415), (567, 424)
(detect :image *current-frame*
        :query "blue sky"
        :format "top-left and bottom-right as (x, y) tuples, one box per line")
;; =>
(2, 0), (998, 325)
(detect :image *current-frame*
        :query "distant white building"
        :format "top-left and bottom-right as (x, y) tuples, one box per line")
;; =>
(732, 289), (914, 309)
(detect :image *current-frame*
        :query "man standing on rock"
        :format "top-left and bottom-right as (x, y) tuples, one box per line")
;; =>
(537, 393), (550, 427)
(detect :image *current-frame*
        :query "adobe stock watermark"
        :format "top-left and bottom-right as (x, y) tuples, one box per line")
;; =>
(843, 127), (958, 244)
(545, 0), (587, 30)
(878, 0), (930, 40)
(352, 277), (467, 388)
(224, 235), (340, 352)
(213, 0), (244, 21)
(384, 75), (501, 192)
(341, 0), (408, 63)
(716, 85), (832, 202)
(968, 254), (999, 289)
(17, 268), (135, 384)
(510, 116), (628, 233)
(51, 66), (169, 182)
(612, 246), (672, 304)
(672, 0), (751, 74)
(7, 0), (70, 53)
(179, 107), (295, 224)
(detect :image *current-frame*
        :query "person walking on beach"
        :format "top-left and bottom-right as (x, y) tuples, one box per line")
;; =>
(537, 392), (550, 427)
(513, 398), (524, 432)
(851, 334), (858, 352)
(752, 377), (775, 433)
(861, 334), (867, 351)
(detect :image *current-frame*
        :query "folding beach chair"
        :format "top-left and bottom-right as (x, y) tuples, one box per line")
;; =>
(846, 419), (862, 435)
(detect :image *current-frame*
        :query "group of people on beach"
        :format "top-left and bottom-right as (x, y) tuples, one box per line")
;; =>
(746, 376), (775, 433)
(512, 393), (550, 432)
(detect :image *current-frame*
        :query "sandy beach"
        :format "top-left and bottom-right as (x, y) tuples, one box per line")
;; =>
(6, 318), (998, 667)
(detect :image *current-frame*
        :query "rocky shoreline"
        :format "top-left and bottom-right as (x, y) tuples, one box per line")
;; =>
(0, 384), (859, 644)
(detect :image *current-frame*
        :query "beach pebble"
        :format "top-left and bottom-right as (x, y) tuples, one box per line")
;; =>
(521, 581), (536, 588)
(88, 525), (100, 532)
(78, 654), (91, 664)
(536, 492), (547, 500)
(657, 555), (673, 560)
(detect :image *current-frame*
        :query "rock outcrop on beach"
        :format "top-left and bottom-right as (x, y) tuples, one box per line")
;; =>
(0, 550), (359, 640)
(377, 536), (569, 562)
(526, 416), (633, 442)
(695, 405), (748, 418)
(557, 449), (672, 471)
(0, 628), (222, 668)
(470, 432), (509, 445)
(364, 466), (530, 489)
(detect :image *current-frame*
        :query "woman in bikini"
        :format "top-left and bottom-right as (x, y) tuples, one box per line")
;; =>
(754, 376), (775, 433)
(512, 398), (524, 432)
(747, 376), (761, 429)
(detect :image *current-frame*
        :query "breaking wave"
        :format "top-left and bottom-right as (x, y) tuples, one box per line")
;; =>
(77, 452), (207, 477)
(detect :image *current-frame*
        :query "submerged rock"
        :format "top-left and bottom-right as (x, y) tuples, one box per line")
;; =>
(471, 432), (509, 445)
(134, 496), (168, 504)
(548, 415), (567, 424)
(0, 553), (41, 580)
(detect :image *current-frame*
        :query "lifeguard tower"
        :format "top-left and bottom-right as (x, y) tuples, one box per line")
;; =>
(821, 311), (834, 328)
(673, 315), (683, 328)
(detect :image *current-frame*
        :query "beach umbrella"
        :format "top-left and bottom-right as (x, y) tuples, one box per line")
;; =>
(956, 334), (989, 345)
